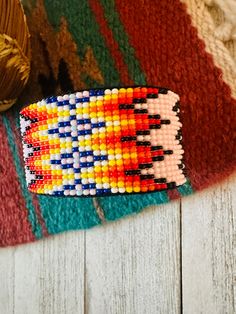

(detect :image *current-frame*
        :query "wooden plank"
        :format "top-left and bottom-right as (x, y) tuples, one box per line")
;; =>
(85, 202), (181, 314)
(0, 248), (15, 314)
(182, 176), (236, 314)
(0, 232), (85, 314)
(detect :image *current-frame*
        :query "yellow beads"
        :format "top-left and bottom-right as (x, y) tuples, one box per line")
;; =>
(21, 86), (185, 198)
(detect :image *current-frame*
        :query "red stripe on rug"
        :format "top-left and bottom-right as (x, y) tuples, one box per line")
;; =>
(7, 113), (49, 237)
(88, 0), (133, 85)
(168, 190), (180, 200)
(168, 189), (181, 201)
(0, 116), (35, 246)
(115, 0), (236, 190)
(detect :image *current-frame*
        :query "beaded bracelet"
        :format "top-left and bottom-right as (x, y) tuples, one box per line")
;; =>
(20, 87), (186, 197)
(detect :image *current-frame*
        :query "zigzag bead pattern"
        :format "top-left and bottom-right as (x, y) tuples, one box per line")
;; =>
(20, 87), (186, 196)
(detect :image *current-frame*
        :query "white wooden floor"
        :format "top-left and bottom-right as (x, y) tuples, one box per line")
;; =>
(0, 176), (235, 314)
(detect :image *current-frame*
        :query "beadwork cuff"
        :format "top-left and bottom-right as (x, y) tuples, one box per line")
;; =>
(20, 87), (186, 197)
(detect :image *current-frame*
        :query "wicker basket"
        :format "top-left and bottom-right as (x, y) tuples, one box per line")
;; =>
(0, 0), (31, 112)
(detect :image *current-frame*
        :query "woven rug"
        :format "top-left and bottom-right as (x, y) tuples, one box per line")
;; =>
(0, 0), (235, 246)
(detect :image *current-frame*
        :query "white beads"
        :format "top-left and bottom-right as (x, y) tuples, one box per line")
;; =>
(111, 187), (118, 194)
(91, 118), (98, 123)
(90, 96), (96, 102)
(87, 156), (93, 162)
(83, 90), (89, 97)
(76, 92), (82, 98)
(105, 89), (111, 95)
(111, 88), (118, 94)
(21, 86), (186, 198)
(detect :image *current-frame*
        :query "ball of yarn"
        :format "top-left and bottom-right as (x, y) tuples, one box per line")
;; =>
(0, 0), (31, 112)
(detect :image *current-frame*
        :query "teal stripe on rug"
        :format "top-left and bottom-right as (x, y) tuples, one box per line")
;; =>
(100, 191), (169, 221)
(2, 115), (42, 239)
(177, 179), (194, 196)
(38, 195), (100, 234)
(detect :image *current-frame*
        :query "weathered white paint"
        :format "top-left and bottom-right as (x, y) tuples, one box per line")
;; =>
(182, 176), (236, 314)
(86, 202), (181, 314)
(0, 248), (15, 314)
(0, 176), (235, 314)
(0, 233), (85, 314)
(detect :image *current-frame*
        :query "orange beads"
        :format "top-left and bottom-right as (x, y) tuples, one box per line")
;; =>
(20, 87), (186, 196)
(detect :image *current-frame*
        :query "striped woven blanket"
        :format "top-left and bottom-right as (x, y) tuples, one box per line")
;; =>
(0, 0), (235, 246)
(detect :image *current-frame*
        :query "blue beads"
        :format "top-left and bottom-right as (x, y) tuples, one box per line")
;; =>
(89, 89), (104, 96)
(96, 189), (104, 195)
(46, 96), (57, 103)
(53, 191), (64, 196)
(103, 188), (111, 194)
(59, 132), (71, 138)
(100, 155), (108, 160)
(61, 153), (73, 159)
(51, 160), (61, 164)
(71, 136), (78, 141)
(82, 184), (90, 189)
(63, 185), (75, 190)
(78, 130), (92, 136)
(93, 155), (108, 161)
(82, 97), (89, 102)
(62, 163), (73, 169)
(96, 188), (111, 195)
(98, 122), (106, 127)
(78, 130), (85, 136)
(59, 133), (66, 138)
(91, 123), (97, 128)
(80, 151), (93, 157)
(96, 89), (104, 96)
(83, 119), (90, 124)
(82, 183), (96, 189)
(89, 183), (96, 189)
(87, 162), (94, 167)
(91, 122), (105, 128)
(48, 128), (59, 134)
(58, 121), (70, 127)
(89, 89), (96, 96)
(72, 147), (79, 152)
(77, 119), (91, 124)
(80, 162), (94, 168)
